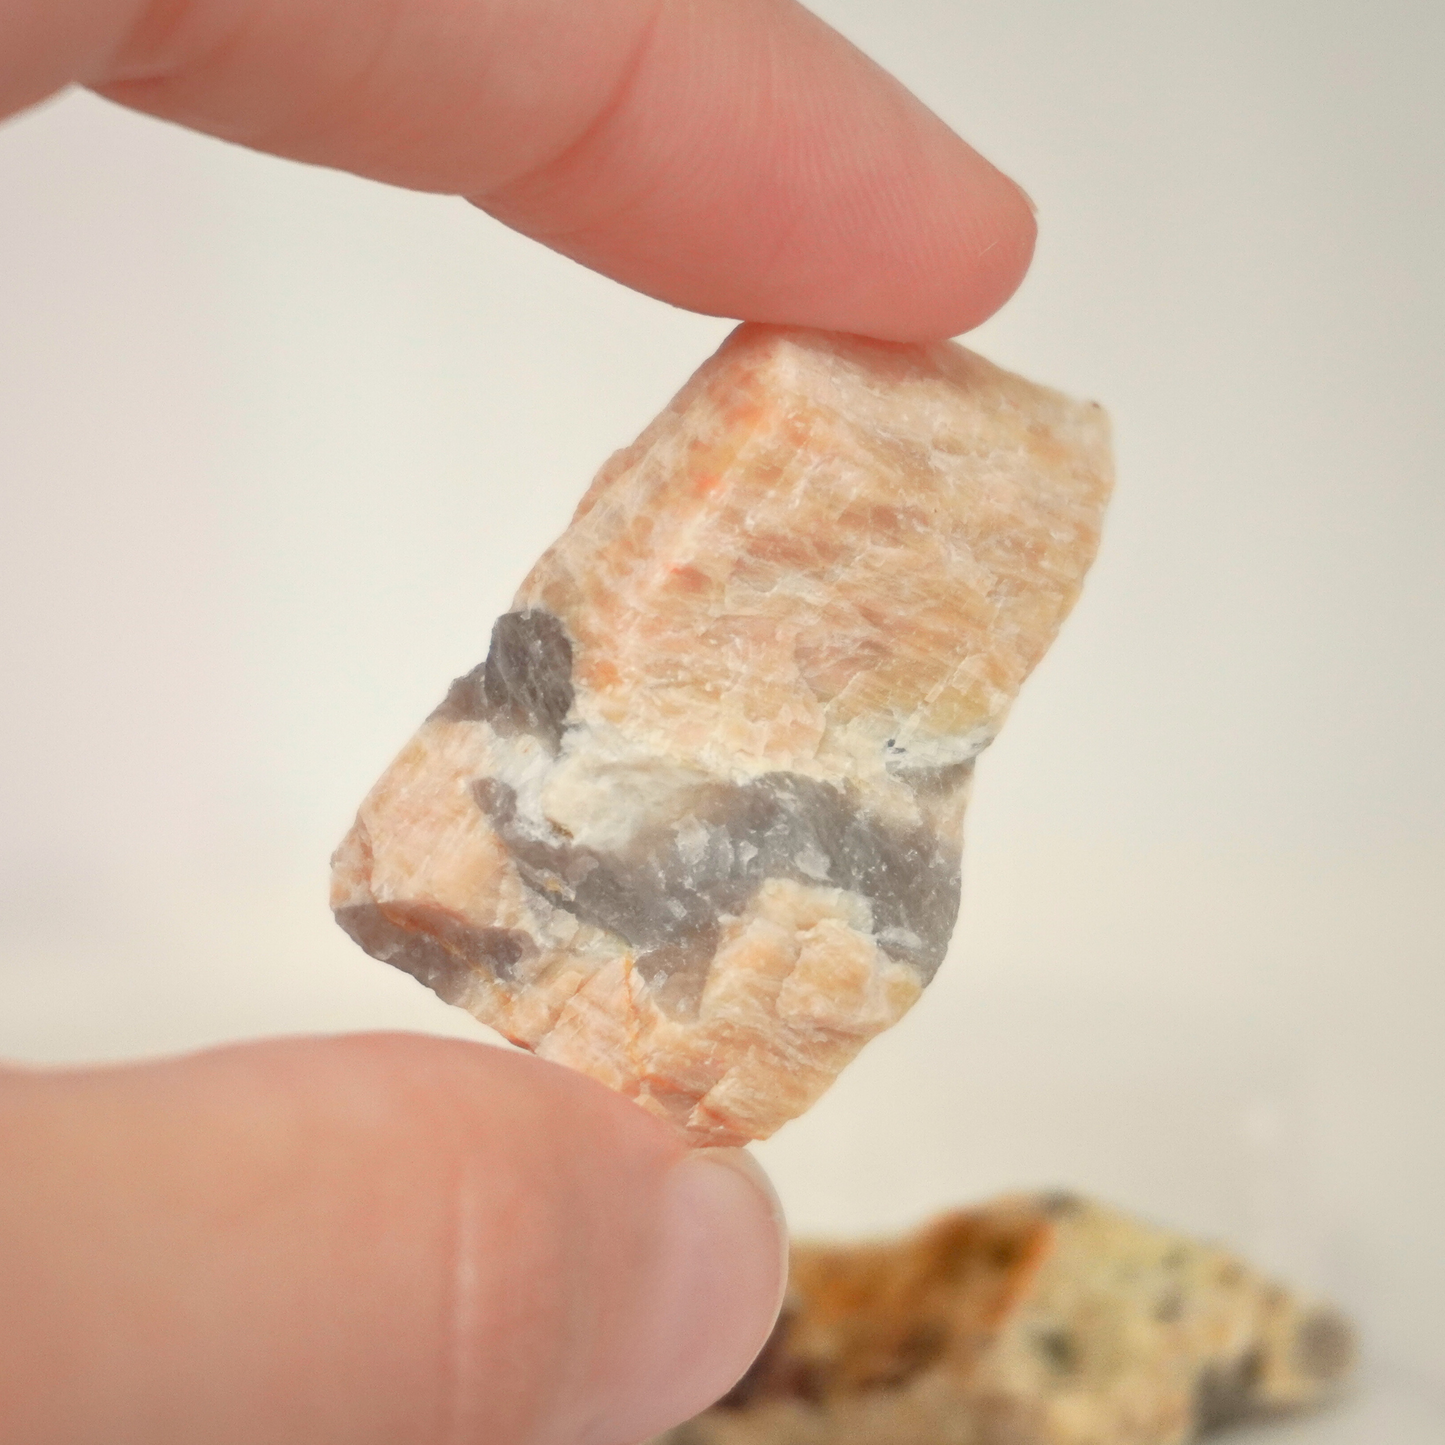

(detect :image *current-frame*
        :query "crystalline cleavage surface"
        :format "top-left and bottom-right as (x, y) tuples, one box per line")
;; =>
(332, 325), (1113, 1144)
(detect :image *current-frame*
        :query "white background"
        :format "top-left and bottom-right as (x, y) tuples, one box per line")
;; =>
(2, 2), (1441, 1437)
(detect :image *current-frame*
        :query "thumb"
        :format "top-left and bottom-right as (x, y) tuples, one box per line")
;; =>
(0, 1034), (786, 1445)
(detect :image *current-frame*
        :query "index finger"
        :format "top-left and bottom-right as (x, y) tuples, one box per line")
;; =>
(11, 0), (1035, 341)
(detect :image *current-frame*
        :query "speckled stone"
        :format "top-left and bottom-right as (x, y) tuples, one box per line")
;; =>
(657, 1195), (1355, 1445)
(331, 325), (1112, 1144)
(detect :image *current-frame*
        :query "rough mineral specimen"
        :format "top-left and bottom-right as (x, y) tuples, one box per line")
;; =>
(331, 325), (1112, 1144)
(658, 1194), (1355, 1445)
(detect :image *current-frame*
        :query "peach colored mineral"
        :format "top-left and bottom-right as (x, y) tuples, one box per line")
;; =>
(331, 325), (1112, 1145)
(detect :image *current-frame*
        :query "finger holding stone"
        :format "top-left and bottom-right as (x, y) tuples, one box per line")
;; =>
(0, 1034), (786, 1445)
(3, 0), (1034, 341)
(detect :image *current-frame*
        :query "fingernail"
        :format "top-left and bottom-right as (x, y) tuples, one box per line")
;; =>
(596, 1149), (787, 1444)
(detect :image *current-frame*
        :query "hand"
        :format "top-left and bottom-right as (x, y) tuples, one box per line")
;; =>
(0, 4), (1036, 1442)
(3, 0), (1034, 342)
(0, 1037), (786, 1444)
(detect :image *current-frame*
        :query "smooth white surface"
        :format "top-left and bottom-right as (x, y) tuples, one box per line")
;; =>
(2, 2), (1441, 1436)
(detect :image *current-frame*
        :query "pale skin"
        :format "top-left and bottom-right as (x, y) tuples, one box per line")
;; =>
(0, 2), (1036, 1441)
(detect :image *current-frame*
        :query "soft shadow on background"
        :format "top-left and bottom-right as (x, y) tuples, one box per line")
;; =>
(2, 3), (1441, 1438)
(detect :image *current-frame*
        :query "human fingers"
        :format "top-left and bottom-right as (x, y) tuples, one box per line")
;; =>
(5, 0), (1033, 340)
(0, 1034), (786, 1445)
